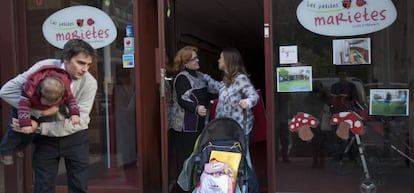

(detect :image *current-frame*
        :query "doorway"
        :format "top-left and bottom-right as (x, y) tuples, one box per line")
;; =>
(161, 0), (267, 192)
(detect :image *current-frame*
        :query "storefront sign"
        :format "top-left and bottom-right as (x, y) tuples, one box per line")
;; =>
(42, 5), (117, 49)
(296, 0), (397, 36)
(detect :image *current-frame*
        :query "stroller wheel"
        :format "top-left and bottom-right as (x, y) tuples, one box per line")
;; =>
(360, 179), (377, 193)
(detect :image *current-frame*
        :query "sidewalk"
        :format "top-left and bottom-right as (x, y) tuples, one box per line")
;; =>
(0, 164), (3, 193)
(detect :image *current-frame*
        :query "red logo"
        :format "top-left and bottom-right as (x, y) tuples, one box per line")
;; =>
(342, 0), (351, 9)
(356, 0), (366, 7)
(76, 19), (84, 27)
(87, 18), (95, 26)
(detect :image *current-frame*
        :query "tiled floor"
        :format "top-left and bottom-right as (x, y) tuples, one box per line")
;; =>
(274, 157), (414, 193)
(251, 139), (414, 193)
(0, 145), (413, 193)
(0, 164), (4, 193)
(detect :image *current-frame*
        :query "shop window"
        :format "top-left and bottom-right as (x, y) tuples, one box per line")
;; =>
(273, 0), (414, 192)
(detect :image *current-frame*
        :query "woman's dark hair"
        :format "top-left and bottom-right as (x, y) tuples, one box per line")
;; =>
(61, 39), (97, 62)
(221, 48), (247, 87)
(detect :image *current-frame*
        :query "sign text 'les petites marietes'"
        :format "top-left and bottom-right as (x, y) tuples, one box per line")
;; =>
(296, 0), (397, 36)
(42, 5), (117, 49)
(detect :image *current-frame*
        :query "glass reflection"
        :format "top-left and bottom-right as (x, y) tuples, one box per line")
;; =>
(26, 0), (137, 188)
(273, 0), (414, 192)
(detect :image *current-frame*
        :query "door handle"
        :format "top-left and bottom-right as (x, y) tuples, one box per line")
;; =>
(160, 68), (166, 97)
(160, 68), (173, 97)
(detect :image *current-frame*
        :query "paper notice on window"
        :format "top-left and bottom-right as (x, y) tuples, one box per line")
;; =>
(279, 45), (298, 64)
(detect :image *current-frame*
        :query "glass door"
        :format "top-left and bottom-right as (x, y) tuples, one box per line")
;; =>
(162, 1), (268, 192)
(157, 0), (169, 193)
(25, 0), (139, 190)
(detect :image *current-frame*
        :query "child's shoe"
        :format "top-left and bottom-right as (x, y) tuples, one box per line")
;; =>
(0, 154), (13, 165)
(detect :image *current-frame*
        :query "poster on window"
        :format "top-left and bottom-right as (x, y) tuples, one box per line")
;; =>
(279, 45), (298, 64)
(369, 89), (409, 116)
(276, 66), (312, 92)
(333, 38), (371, 65)
(123, 54), (135, 68)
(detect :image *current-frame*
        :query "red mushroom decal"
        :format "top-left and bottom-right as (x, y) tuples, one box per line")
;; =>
(289, 113), (318, 141)
(330, 111), (364, 140)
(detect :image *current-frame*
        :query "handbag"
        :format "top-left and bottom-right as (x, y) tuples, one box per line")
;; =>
(210, 150), (242, 181)
(177, 153), (198, 191)
(251, 89), (267, 142)
(196, 160), (235, 193)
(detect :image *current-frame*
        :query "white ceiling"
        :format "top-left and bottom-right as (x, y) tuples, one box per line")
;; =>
(174, 0), (264, 49)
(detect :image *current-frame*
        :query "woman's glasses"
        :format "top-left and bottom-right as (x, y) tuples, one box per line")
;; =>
(189, 57), (199, 62)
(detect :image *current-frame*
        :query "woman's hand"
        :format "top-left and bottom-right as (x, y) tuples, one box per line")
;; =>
(197, 105), (207, 117)
(239, 99), (248, 109)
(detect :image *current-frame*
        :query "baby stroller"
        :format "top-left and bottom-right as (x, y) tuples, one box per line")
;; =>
(177, 117), (250, 193)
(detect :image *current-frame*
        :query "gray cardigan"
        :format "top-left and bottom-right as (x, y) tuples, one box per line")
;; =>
(0, 59), (97, 137)
(204, 74), (258, 134)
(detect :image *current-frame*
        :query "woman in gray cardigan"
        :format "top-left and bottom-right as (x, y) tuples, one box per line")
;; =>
(171, 46), (218, 193)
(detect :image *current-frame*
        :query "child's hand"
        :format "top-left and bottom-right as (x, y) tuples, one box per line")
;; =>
(19, 126), (35, 134)
(42, 106), (59, 116)
(70, 115), (80, 125)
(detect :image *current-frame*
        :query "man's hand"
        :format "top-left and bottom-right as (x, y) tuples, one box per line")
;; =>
(42, 106), (59, 116)
(12, 118), (38, 134)
(19, 126), (35, 134)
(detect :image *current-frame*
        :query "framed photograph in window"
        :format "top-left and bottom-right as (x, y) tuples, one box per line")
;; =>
(333, 38), (371, 65)
(276, 66), (312, 92)
(369, 89), (409, 116)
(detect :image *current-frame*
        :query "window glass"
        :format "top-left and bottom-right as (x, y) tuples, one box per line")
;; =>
(273, 0), (414, 192)
(0, 167), (2, 192)
(26, 0), (137, 188)
(0, 81), (2, 192)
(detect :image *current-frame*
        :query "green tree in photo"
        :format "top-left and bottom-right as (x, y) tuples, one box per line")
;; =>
(279, 68), (289, 81)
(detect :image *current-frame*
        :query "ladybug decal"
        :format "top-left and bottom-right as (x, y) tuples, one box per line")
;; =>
(356, 0), (366, 7)
(342, 0), (351, 9)
(76, 19), (84, 27)
(87, 18), (95, 26)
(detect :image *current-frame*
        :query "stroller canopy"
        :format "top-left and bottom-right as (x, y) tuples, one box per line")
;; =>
(196, 117), (247, 152)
